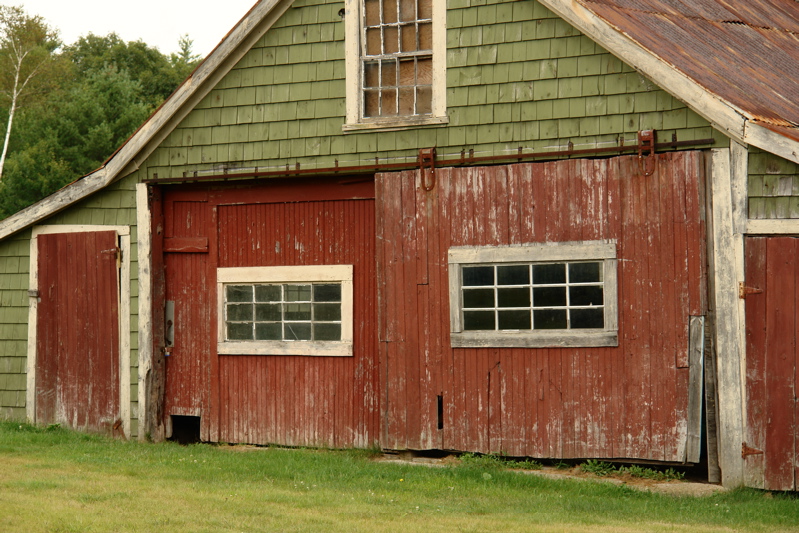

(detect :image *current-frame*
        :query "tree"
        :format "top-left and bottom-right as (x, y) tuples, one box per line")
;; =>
(0, 6), (61, 178)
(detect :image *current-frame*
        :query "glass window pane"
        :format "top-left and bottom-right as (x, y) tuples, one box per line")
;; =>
(416, 57), (432, 84)
(497, 287), (530, 307)
(284, 303), (312, 321)
(533, 286), (566, 307)
(384, 26), (399, 54)
(416, 86), (431, 114)
(569, 285), (604, 306)
(571, 309), (604, 329)
(255, 285), (281, 302)
(533, 309), (567, 329)
(255, 323), (282, 340)
(399, 0), (416, 21)
(366, 27), (382, 55)
(464, 311), (495, 331)
(381, 59), (397, 86)
(381, 88), (397, 115)
(463, 288), (494, 308)
(533, 263), (565, 284)
(364, 61), (380, 87)
(418, 0), (432, 19)
(227, 303), (253, 321)
(401, 24), (417, 52)
(497, 265), (529, 285)
(364, 88), (380, 117)
(398, 86), (414, 115)
(399, 58), (415, 85)
(226, 285), (253, 302)
(313, 284), (341, 302)
(255, 303), (281, 321)
(314, 303), (341, 321)
(383, 0), (398, 23)
(569, 262), (602, 283)
(227, 322), (253, 340)
(498, 310), (531, 330)
(418, 21), (432, 50)
(285, 285), (311, 302)
(364, 0), (381, 26)
(284, 323), (312, 341)
(314, 323), (342, 341)
(463, 266), (494, 286)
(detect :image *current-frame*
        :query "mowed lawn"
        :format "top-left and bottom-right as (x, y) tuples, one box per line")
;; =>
(0, 422), (797, 532)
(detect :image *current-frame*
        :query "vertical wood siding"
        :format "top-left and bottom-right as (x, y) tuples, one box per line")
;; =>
(163, 180), (378, 448)
(377, 152), (706, 461)
(744, 236), (798, 491)
(36, 231), (120, 432)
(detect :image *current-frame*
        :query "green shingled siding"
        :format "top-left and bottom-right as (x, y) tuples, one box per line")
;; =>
(134, 0), (721, 183)
(748, 148), (799, 219)
(0, 177), (141, 435)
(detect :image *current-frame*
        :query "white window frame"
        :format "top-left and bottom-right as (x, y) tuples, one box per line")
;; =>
(217, 265), (354, 356)
(448, 241), (618, 348)
(343, 0), (448, 131)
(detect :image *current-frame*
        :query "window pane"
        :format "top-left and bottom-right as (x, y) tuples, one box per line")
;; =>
(284, 303), (312, 321)
(255, 303), (281, 321)
(384, 26), (399, 54)
(498, 310), (531, 330)
(381, 59), (397, 86)
(364, 88), (380, 116)
(227, 303), (253, 321)
(313, 284), (341, 302)
(227, 322), (253, 340)
(497, 265), (529, 285)
(383, 0), (398, 23)
(255, 323), (282, 340)
(418, 21), (432, 50)
(255, 285), (281, 302)
(226, 285), (253, 302)
(382, 88), (398, 115)
(569, 285), (604, 306)
(399, 0), (416, 21)
(418, 0), (432, 19)
(497, 287), (530, 307)
(314, 303), (341, 321)
(463, 288), (494, 308)
(398, 87), (414, 115)
(464, 311), (495, 330)
(534, 309), (567, 329)
(533, 263), (566, 284)
(416, 86), (432, 114)
(401, 25), (417, 52)
(364, 61), (380, 87)
(365, 28), (382, 55)
(314, 323), (342, 341)
(463, 266), (494, 286)
(569, 262), (602, 283)
(285, 285), (311, 302)
(364, 0), (381, 26)
(571, 309), (604, 329)
(399, 58), (415, 85)
(417, 57), (432, 84)
(285, 323), (312, 341)
(533, 286), (566, 307)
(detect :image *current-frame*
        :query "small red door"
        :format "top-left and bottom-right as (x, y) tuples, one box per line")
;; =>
(36, 231), (120, 433)
(744, 236), (798, 490)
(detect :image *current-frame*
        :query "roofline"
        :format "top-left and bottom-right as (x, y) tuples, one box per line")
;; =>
(0, 0), (293, 241)
(538, 0), (799, 165)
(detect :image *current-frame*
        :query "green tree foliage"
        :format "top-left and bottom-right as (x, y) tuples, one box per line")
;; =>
(0, 11), (202, 220)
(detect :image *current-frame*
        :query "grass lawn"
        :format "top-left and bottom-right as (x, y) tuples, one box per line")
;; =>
(0, 422), (797, 532)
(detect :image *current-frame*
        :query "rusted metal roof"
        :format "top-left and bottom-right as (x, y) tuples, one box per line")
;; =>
(579, 0), (799, 132)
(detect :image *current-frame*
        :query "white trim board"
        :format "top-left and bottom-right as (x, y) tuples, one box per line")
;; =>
(26, 225), (132, 438)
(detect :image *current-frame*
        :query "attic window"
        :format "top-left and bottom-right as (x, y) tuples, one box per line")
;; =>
(344, 0), (447, 131)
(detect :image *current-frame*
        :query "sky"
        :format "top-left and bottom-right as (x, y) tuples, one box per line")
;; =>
(17, 0), (261, 58)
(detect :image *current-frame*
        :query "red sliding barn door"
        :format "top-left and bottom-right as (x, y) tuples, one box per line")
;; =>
(744, 236), (799, 491)
(36, 231), (120, 433)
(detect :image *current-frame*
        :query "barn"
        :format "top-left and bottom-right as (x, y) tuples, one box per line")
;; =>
(1, 0), (798, 490)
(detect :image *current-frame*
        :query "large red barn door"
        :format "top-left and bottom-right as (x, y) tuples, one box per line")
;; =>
(36, 231), (120, 433)
(744, 236), (798, 491)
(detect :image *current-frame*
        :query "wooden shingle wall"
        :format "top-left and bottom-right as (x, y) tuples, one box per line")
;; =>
(0, 177), (141, 436)
(748, 148), (799, 219)
(134, 0), (722, 183)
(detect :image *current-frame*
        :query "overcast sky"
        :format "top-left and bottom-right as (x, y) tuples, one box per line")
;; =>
(17, 1), (260, 58)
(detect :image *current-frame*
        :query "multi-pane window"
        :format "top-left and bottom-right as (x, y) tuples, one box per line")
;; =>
(362, 0), (432, 117)
(225, 283), (343, 342)
(448, 242), (618, 348)
(461, 262), (605, 331)
(217, 265), (353, 356)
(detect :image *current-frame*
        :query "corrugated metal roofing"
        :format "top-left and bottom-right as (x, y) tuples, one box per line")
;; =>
(580, 0), (799, 131)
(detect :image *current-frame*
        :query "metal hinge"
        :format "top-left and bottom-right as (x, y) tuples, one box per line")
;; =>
(638, 129), (656, 176)
(742, 442), (764, 458)
(419, 147), (436, 191)
(738, 282), (763, 299)
(100, 247), (122, 268)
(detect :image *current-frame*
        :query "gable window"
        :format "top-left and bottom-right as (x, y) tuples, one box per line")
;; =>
(344, 0), (446, 130)
(217, 265), (353, 356)
(448, 241), (618, 348)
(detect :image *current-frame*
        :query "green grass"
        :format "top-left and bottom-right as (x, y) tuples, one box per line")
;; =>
(0, 422), (798, 532)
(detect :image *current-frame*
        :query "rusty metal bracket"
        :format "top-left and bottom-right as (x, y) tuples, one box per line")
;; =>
(419, 147), (437, 191)
(738, 282), (763, 299)
(742, 442), (764, 458)
(638, 130), (656, 176)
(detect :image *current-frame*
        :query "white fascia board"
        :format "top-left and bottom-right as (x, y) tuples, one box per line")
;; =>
(0, 0), (292, 241)
(538, 0), (799, 164)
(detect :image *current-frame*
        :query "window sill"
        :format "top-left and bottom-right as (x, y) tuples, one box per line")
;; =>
(218, 340), (353, 357)
(450, 330), (618, 348)
(342, 115), (448, 133)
